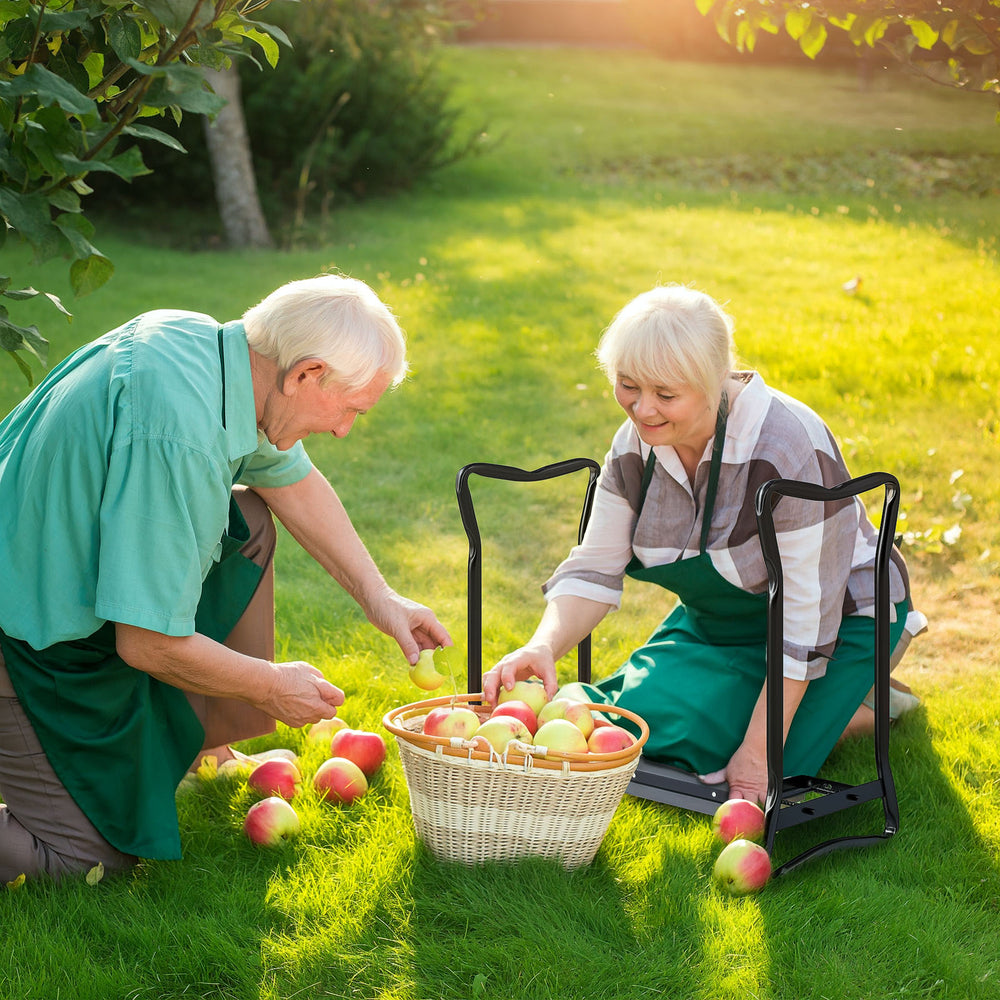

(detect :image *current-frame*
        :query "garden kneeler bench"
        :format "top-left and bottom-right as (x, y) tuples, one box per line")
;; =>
(456, 460), (901, 878)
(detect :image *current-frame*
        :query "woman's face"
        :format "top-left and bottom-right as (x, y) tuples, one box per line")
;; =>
(613, 374), (716, 453)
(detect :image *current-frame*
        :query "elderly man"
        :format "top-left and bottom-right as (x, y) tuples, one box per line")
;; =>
(0, 274), (450, 881)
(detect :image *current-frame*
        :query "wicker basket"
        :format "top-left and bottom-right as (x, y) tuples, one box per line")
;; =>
(382, 694), (649, 870)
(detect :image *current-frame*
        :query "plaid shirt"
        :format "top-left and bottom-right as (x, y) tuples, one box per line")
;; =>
(543, 371), (918, 681)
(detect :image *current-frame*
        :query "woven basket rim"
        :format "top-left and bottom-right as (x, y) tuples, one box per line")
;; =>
(382, 692), (649, 773)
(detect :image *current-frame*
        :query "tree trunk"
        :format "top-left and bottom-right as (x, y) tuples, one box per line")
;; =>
(202, 65), (273, 249)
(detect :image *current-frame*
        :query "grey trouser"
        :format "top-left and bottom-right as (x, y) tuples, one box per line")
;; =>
(0, 486), (277, 882)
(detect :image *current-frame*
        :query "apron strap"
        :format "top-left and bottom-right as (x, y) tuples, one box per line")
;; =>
(635, 391), (731, 554)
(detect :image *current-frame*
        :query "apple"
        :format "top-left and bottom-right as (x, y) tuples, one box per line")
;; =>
(423, 705), (481, 740)
(473, 715), (532, 754)
(591, 716), (615, 730)
(713, 839), (772, 895)
(533, 718), (588, 755)
(712, 798), (766, 845)
(248, 758), (302, 800)
(313, 756), (368, 805)
(587, 725), (636, 753)
(409, 647), (447, 691)
(243, 796), (301, 846)
(490, 699), (539, 736)
(217, 757), (255, 778)
(496, 679), (549, 717)
(306, 717), (349, 743)
(329, 728), (386, 778)
(536, 697), (595, 739)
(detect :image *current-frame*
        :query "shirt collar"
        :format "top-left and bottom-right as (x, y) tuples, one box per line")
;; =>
(220, 320), (260, 461)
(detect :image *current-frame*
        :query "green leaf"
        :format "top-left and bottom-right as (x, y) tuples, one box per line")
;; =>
(57, 145), (150, 181)
(800, 21), (828, 60)
(69, 253), (114, 297)
(906, 18), (940, 51)
(0, 314), (47, 364)
(234, 25), (281, 67)
(0, 187), (63, 259)
(785, 7), (813, 42)
(2, 286), (71, 322)
(141, 0), (215, 35)
(0, 64), (97, 117)
(142, 63), (227, 115)
(107, 11), (143, 62)
(122, 121), (187, 152)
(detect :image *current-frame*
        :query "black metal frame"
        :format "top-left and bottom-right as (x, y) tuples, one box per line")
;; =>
(456, 461), (901, 877)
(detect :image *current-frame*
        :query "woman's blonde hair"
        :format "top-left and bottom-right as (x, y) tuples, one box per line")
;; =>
(242, 274), (408, 390)
(595, 285), (735, 405)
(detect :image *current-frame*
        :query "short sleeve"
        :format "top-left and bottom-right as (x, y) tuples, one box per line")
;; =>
(238, 438), (313, 488)
(95, 437), (231, 635)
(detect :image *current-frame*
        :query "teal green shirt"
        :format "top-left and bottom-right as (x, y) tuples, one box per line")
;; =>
(0, 310), (312, 649)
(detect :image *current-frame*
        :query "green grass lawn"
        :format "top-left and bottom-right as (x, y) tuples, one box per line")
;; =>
(2, 47), (999, 1000)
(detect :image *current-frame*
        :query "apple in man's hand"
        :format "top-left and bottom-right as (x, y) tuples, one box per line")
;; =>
(306, 717), (349, 743)
(313, 757), (369, 805)
(423, 706), (481, 740)
(712, 839), (772, 895)
(329, 728), (386, 778)
(496, 679), (549, 716)
(533, 718), (589, 755)
(490, 699), (539, 736)
(711, 798), (766, 844)
(248, 758), (302, 800)
(409, 647), (448, 691)
(243, 796), (301, 846)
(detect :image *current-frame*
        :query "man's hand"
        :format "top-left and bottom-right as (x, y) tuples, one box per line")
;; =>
(363, 587), (452, 666)
(259, 660), (344, 729)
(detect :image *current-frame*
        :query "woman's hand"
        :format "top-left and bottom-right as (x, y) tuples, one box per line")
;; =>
(482, 644), (559, 706)
(701, 741), (768, 806)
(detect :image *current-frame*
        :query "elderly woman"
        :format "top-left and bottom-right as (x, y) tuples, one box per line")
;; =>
(485, 285), (924, 804)
(0, 275), (450, 881)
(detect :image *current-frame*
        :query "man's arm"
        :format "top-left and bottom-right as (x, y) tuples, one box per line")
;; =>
(252, 466), (451, 663)
(115, 625), (344, 728)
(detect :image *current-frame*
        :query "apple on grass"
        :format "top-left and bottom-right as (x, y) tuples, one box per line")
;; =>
(423, 705), (481, 740)
(243, 796), (301, 846)
(313, 756), (368, 805)
(586, 725), (636, 753)
(533, 718), (589, 756)
(490, 699), (539, 736)
(711, 798), (766, 844)
(329, 728), (386, 778)
(496, 679), (549, 717)
(248, 758), (302, 800)
(713, 839), (772, 895)
(536, 697), (595, 739)
(306, 717), (349, 743)
(473, 715), (532, 754)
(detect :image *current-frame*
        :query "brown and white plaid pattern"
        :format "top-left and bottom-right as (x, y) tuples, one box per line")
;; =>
(543, 372), (916, 681)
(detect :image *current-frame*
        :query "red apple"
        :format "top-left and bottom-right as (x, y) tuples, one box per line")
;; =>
(713, 839), (772, 895)
(248, 758), (302, 800)
(243, 796), (301, 846)
(474, 715), (532, 754)
(536, 697), (595, 738)
(591, 716), (615, 730)
(423, 706), (481, 740)
(712, 798), (766, 844)
(533, 718), (588, 755)
(490, 699), (539, 736)
(313, 756), (368, 805)
(329, 728), (386, 779)
(306, 717), (349, 743)
(586, 725), (636, 753)
(496, 679), (549, 716)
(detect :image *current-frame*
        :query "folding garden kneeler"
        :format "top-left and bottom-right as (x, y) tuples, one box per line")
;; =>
(456, 459), (901, 878)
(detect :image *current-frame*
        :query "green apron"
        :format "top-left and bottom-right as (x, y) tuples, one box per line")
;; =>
(570, 397), (907, 778)
(0, 331), (265, 860)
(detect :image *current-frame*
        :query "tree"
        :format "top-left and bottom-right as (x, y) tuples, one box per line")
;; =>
(0, 0), (288, 386)
(697, 0), (1000, 106)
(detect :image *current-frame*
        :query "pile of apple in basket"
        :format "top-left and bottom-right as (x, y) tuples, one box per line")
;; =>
(386, 649), (772, 892)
